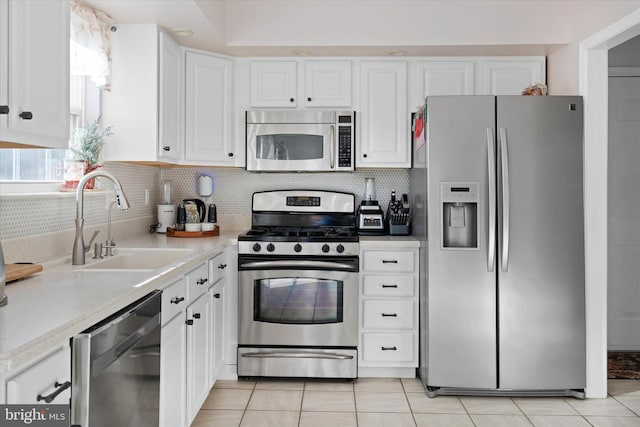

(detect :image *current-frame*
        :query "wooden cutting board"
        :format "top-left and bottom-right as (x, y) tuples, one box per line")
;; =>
(5, 263), (43, 283)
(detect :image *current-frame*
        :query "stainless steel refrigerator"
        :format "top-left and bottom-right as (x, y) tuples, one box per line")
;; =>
(410, 96), (586, 397)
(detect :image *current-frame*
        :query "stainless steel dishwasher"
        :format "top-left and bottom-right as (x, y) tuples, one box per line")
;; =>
(71, 290), (162, 427)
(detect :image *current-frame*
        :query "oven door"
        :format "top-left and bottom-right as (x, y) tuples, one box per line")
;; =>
(238, 256), (358, 347)
(246, 123), (336, 172)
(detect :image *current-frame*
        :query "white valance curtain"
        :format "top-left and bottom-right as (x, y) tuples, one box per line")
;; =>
(70, 0), (114, 89)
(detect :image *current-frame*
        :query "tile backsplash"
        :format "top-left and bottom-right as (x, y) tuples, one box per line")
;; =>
(1, 163), (408, 262)
(161, 168), (410, 214)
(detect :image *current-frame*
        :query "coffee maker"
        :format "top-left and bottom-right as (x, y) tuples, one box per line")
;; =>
(357, 178), (385, 234)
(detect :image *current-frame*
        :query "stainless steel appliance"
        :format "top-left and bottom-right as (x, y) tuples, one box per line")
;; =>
(410, 96), (586, 397)
(246, 110), (355, 172)
(0, 240), (6, 307)
(237, 190), (359, 378)
(71, 290), (162, 426)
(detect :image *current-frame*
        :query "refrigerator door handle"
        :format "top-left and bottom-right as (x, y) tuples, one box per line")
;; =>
(486, 128), (496, 272)
(499, 127), (510, 272)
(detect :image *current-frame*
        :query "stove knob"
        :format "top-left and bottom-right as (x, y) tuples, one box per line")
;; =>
(322, 244), (330, 253)
(266, 243), (275, 252)
(294, 243), (302, 253)
(252, 243), (262, 252)
(336, 244), (345, 253)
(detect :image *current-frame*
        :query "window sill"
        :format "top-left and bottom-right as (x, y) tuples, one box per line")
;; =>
(0, 182), (105, 195)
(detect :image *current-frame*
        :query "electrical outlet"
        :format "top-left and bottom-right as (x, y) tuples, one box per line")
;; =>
(144, 189), (150, 206)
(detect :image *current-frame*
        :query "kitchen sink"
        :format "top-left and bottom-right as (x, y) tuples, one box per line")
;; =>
(81, 248), (194, 271)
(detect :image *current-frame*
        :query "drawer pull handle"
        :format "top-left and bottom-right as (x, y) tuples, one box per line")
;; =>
(381, 313), (398, 317)
(197, 278), (208, 285)
(186, 319), (194, 326)
(193, 313), (201, 319)
(37, 381), (71, 403)
(382, 284), (398, 288)
(382, 260), (398, 264)
(218, 264), (227, 269)
(170, 296), (185, 304)
(213, 293), (221, 299)
(381, 346), (397, 351)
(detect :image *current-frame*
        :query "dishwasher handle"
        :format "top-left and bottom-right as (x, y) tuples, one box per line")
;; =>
(92, 312), (161, 375)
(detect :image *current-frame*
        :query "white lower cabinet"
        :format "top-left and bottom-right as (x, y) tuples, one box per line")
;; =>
(160, 312), (187, 427)
(160, 278), (188, 427)
(4, 345), (71, 404)
(159, 257), (220, 427)
(359, 241), (419, 376)
(186, 292), (211, 425)
(208, 251), (228, 386)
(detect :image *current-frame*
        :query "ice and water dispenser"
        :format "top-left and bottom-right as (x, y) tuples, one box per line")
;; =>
(441, 183), (479, 249)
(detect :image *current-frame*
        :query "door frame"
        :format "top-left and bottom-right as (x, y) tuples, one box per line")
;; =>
(580, 7), (640, 398)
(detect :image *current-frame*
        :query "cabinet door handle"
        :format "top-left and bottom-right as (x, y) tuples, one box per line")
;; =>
(381, 346), (397, 351)
(381, 313), (398, 317)
(37, 381), (71, 403)
(363, 153), (368, 158)
(289, 98), (295, 103)
(228, 152), (234, 157)
(381, 284), (398, 288)
(170, 296), (185, 304)
(307, 97), (312, 102)
(218, 264), (227, 269)
(197, 278), (208, 285)
(193, 313), (201, 319)
(382, 260), (398, 264)
(19, 111), (33, 120)
(163, 146), (171, 151)
(0, 106), (9, 114)
(213, 293), (221, 299)
(185, 319), (194, 326)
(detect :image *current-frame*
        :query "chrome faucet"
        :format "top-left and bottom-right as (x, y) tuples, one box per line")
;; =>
(104, 200), (117, 256)
(72, 170), (130, 265)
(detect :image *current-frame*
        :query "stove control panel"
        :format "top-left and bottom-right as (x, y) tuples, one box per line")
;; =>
(238, 241), (359, 257)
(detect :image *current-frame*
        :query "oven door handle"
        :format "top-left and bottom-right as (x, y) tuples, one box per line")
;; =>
(239, 260), (357, 271)
(242, 351), (354, 360)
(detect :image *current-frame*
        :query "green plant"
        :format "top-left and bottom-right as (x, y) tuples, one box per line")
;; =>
(70, 115), (113, 169)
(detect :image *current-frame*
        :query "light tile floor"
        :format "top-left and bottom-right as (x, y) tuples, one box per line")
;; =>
(192, 378), (640, 427)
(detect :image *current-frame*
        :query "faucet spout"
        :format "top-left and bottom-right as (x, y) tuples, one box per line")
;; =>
(72, 170), (130, 265)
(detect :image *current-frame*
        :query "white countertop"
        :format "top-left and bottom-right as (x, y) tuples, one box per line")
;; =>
(0, 229), (242, 375)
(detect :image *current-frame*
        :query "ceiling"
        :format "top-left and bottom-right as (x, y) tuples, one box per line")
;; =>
(87, 0), (566, 57)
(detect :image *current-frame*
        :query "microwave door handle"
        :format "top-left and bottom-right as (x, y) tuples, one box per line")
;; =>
(330, 125), (335, 169)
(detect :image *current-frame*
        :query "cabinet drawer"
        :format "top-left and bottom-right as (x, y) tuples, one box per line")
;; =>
(362, 275), (415, 297)
(361, 333), (415, 363)
(362, 300), (415, 329)
(6, 347), (71, 404)
(161, 278), (187, 325)
(186, 262), (209, 303)
(208, 252), (227, 286)
(362, 250), (415, 272)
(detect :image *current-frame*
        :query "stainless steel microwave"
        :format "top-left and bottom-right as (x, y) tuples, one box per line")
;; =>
(246, 110), (355, 172)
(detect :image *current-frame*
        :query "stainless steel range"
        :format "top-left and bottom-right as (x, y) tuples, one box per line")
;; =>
(237, 190), (359, 379)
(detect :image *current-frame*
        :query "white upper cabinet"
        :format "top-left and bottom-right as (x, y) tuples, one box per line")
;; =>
(102, 24), (182, 163)
(250, 61), (298, 107)
(410, 60), (475, 109)
(358, 61), (410, 168)
(0, 0), (69, 149)
(158, 30), (184, 162)
(249, 59), (352, 108)
(184, 51), (236, 165)
(476, 57), (546, 95)
(303, 60), (352, 107)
